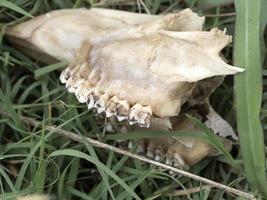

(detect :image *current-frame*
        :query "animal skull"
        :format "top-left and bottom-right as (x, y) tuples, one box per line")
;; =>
(6, 7), (243, 169)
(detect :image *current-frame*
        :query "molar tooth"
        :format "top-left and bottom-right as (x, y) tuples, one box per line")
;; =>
(65, 74), (85, 93)
(60, 69), (71, 83)
(116, 100), (130, 121)
(105, 96), (119, 117)
(72, 79), (85, 93)
(86, 89), (100, 110)
(87, 89), (103, 113)
(92, 90), (100, 104)
(128, 104), (142, 125)
(86, 89), (101, 110)
(128, 104), (152, 127)
(87, 94), (95, 109)
(66, 77), (76, 93)
(137, 106), (152, 128)
(95, 93), (109, 113)
(62, 63), (81, 84)
(75, 82), (92, 103)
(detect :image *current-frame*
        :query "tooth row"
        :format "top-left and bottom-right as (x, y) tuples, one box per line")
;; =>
(60, 72), (153, 127)
(60, 64), (81, 84)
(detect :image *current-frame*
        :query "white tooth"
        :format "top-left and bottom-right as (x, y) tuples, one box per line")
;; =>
(117, 116), (126, 121)
(74, 79), (85, 89)
(128, 104), (152, 127)
(105, 96), (118, 117)
(97, 107), (105, 113)
(116, 100), (130, 122)
(92, 90), (100, 105)
(60, 69), (69, 83)
(87, 90), (102, 110)
(138, 114), (151, 128)
(75, 84), (82, 99)
(128, 104), (141, 124)
(75, 83), (92, 103)
(63, 64), (81, 85)
(66, 78), (76, 93)
(66, 77), (84, 94)
(87, 94), (95, 109)
(95, 93), (109, 113)
(138, 106), (152, 128)
(129, 121), (137, 125)
(106, 111), (115, 118)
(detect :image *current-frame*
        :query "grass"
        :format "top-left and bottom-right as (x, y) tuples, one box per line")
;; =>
(0, 0), (266, 199)
(234, 0), (267, 197)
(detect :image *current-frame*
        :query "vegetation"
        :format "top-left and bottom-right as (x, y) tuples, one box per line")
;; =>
(0, 0), (266, 199)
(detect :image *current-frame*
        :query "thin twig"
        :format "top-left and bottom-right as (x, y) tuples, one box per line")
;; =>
(0, 109), (256, 200)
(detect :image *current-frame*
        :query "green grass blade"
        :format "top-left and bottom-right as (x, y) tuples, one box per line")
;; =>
(66, 185), (94, 200)
(34, 61), (68, 79)
(0, 167), (17, 193)
(49, 149), (141, 200)
(0, 89), (22, 128)
(234, 0), (267, 197)
(85, 143), (115, 200)
(0, 0), (33, 18)
(116, 170), (153, 200)
(33, 122), (47, 192)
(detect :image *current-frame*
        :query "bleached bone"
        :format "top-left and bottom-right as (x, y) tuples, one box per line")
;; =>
(205, 104), (238, 140)
(6, 8), (243, 128)
(61, 27), (242, 126)
(6, 8), (203, 62)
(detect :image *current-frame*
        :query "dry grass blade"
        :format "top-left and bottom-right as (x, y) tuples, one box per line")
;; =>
(166, 185), (211, 197)
(0, 109), (256, 200)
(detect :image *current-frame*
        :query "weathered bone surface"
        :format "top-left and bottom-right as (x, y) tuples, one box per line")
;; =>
(6, 7), (243, 127)
(6, 8), (203, 62)
(6, 8), (242, 169)
(56, 18), (242, 126)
